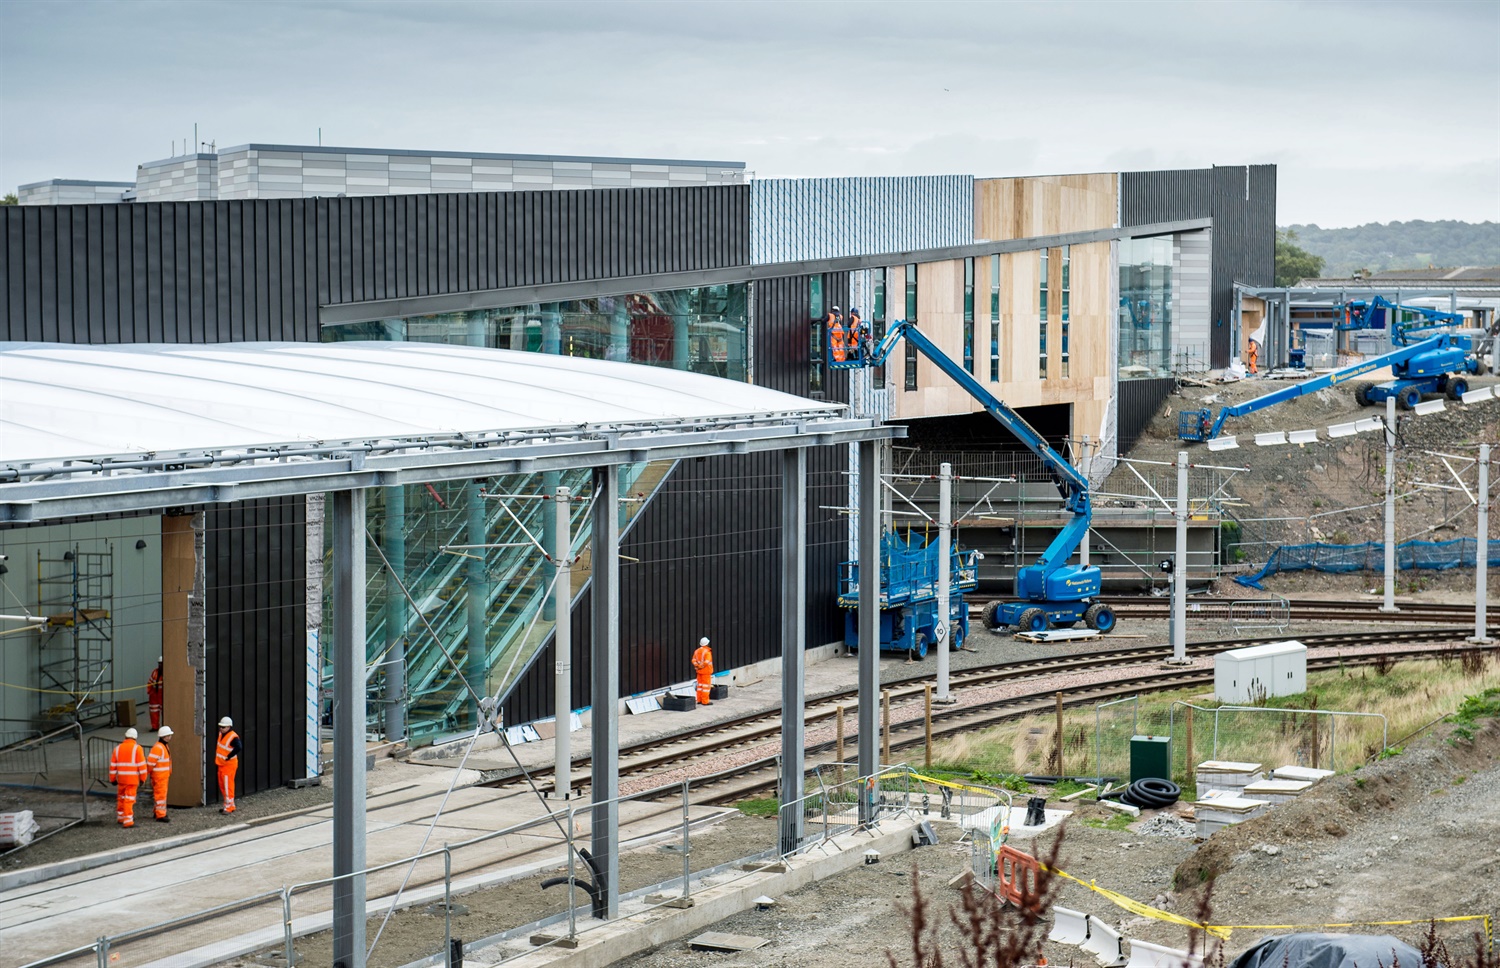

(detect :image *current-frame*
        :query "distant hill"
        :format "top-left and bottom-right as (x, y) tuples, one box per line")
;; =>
(1282, 220), (1500, 278)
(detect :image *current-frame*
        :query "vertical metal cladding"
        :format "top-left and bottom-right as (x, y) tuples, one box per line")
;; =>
(750, 176), (974, 265)
(1116, 377), (1177, 454)
(205, 497), (306, 798)
(0, 186), (751, 343)
(1120, 166), (1275, 368)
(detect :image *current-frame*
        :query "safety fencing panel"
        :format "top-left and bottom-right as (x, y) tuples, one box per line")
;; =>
(1167, 702), (1389, 787)
(1239, 537), (1500, 589)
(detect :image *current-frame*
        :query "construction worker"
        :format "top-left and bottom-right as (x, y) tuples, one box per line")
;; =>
(828, 307), (847, 363)
(215, 716), (241, 814)
(691, 637), (714, 706)
(847, 309), (868, 361)
(147, 726), (173, 823)
(1247, 338), (1260, 375)
(107, 727), (148, 828)
(146, 657), (164, 731)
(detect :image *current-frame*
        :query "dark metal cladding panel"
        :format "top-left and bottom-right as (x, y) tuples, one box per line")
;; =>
(1119, 169), (1213, 226)
(1117, 377), (1177, 453)
(503, 446), (849, 726)
(205, 497), (306, 799)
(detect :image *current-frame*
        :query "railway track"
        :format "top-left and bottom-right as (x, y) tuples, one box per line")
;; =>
(969, 595), (1484, 625)
(481, 626), (1495, 803)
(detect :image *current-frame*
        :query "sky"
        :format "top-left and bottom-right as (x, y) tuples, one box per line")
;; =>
(2, 0), (1497, 228)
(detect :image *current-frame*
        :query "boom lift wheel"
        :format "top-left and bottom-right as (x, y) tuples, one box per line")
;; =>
(909, 632), (929, 662)
(1083, 603), (1116, 633)
(1398, 386), (1422, 410)
(1017, 607), (1048, 633)
(981, 600), (1003, 631)
(1446, 377), (1468, 401)
(1354, 383), (1375, 407)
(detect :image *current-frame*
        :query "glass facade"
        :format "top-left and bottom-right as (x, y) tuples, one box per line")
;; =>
(904, 264), (918, 391)
(962, 257), (975, 375)
(322, 282), (747, 742)
(872, 268), (886, 390)
(1060, 246), (1071, 379)
(1117, 237), (1175, 378)
(1038, 250), (1049, 378)
(323, 283), (749, 382)
(989, 255), (1000, 382)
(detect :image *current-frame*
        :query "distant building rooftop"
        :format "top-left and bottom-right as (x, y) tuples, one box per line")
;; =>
(1301, 266), (1500, 286)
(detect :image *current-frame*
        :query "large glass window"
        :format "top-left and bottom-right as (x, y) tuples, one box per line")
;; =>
(904, 264), (918, 391)
(963, 257), (975, 375)
(1060, 245), (1071, 379)
(1038, 250), (1049, 379)
(809, 275), (826, 395)
(872, 268), (886, 390)
(989, 254), (1001, 382)
(1117, 237), (1175, 378)
(323, 283), (751, 382)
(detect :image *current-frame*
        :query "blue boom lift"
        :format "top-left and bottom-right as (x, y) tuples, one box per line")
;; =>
(830, 319), (1116, 634)
(1179, 332), (1486, 441)
(837, 531), (978, 659)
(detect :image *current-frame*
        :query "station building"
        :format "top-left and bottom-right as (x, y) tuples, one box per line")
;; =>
(0, 145), (1275, 802)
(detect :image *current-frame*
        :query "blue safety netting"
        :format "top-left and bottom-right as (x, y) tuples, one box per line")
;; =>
(1236, 537), (1500, 589)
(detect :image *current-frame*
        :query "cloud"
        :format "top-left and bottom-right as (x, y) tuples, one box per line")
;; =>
(1, 0), (1495, 225)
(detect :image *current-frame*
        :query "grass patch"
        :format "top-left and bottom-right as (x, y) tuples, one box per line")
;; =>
(736, 797), (779, 817)
(1082, 812), (1134, 832)
(922, 656), (1500, 784)
(926, 765), (1031, 793)
(1051, 778), (1092, 798)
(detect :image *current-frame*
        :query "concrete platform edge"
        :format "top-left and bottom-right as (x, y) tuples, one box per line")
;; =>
(0, 823), (250, 892)
(497, 819), (921, 968)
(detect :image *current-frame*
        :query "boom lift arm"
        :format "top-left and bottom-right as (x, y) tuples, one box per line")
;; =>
(1180, 333), (1483, 441)
(833, 319), (1111, 632)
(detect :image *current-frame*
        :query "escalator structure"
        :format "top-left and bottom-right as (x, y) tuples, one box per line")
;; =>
(339, 461), (674, 743)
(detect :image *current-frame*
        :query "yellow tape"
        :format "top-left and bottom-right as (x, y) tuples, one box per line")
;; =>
(1039, 864), (1491, 951)
(0, 679), (149, 696)
(907, 771), (1007, 799)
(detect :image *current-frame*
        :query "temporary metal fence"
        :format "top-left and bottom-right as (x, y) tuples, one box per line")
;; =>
(0, 720), (89, 855)
(19, 763), (997, 968)
(1176, 597), (1291, 632)
(1089, 697), (1390, 792)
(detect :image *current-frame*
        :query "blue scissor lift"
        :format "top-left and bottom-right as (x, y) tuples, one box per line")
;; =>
(837, 531), (979, 659)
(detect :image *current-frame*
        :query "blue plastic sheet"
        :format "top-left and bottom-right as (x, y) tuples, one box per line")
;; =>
(1236, 537), (1500, 589)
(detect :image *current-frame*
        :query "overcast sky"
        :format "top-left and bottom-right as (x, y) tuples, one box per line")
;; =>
(2, 0), (1496, 228)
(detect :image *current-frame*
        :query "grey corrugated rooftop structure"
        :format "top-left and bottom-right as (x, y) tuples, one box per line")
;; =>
(0, 340), (898, 967)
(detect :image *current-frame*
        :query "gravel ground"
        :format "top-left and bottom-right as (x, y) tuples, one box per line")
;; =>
(601, 715), (1500, 968)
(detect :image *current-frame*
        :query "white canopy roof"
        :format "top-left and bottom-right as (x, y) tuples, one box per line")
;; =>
(0, 341), (837, 464)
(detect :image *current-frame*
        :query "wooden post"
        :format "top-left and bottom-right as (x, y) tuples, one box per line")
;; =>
(880, 689), (892, 767)
(1054, 692), (1065, 777)
(923, 683), (933, 769)
(835, 705), (845, 785)
(1309, 695), (1320, 770)
(1185, 706), (1195, 787)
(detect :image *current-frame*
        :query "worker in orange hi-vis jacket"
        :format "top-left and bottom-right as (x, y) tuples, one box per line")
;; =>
(1247, 338), (1260, 375)
(215, 716), (241, 814)
(107, 727), (148, 828)
(146, 657), (164, 731)
(828, 307), (847, 363)
(147, 726), (174, 822)
(692, 637), (714, 706)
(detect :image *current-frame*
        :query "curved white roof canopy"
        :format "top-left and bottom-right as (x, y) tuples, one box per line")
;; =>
(0, 341), (841, 464)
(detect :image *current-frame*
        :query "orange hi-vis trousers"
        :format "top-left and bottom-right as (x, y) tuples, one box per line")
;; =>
(218, 761), (238, 812)
(152, 772), (171, 818)
(116, 780), (139, 827)
(696, 672), (712, 705)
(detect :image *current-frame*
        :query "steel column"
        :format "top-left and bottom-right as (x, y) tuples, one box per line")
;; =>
(1172, 451), (1188, 664)
(590, 465), (620, 919)
(331, 489), (367, 968)
(778, 448), (807, 854)
(553, 485), (574, 796)
(935, 462), (953, 701)
(857, 439), (880, 821)
(1471, 444), (1493, 645)
(1382, 396), (1399, 612)
(382, 485), (406, 743)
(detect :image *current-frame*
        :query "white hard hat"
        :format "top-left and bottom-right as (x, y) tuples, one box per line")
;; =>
(699, 637), (710, 646)
(218, 716), (233, 728)
(158, 725), (174, 738)
(125, 727), (138, 739)
(158, 656), (163, 663)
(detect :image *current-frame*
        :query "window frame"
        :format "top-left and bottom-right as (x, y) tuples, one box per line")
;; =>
(904, 263), (918, 391)
(963, 257), (975, 375)
(989, 254), (1000, 382)
(1038, 250), (1049, 379)
(872, 267), (886, 390)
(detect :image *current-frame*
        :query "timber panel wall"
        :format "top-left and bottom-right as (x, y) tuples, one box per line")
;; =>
(750, 177), (973, 264)
(974, 173), (1117, 241)
(0, 186), (750, 343)
(204, 498), (305, 799)
(1120, 166), (1275, 367)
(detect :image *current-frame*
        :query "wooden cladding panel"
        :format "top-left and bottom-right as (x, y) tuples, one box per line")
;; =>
(975, 173), (1117, 242)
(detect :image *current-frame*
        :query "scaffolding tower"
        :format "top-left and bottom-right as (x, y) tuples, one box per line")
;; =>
(36, 545), (115, 724)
